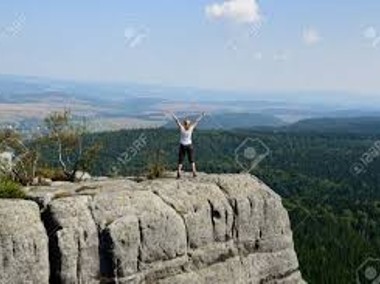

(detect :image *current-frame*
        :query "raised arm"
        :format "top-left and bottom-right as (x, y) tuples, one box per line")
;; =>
(171, 112), (183, 129)
(191, 112), (206, 129)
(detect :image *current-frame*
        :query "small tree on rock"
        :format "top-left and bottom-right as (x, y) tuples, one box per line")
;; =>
(44, 109), (101, 182)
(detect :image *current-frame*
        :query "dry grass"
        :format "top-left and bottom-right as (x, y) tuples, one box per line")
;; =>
(53, 190), (75, 199)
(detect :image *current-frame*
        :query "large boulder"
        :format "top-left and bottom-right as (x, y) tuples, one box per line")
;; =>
(1, 173), (305, 283)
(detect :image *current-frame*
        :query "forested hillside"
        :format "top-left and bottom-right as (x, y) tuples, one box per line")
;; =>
(55, 127), (380, 284)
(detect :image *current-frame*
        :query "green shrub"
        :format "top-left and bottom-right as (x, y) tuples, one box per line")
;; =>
(146, 163), (166, 179)
(146, 149), (167, 179)
(0, 177), (25, 199)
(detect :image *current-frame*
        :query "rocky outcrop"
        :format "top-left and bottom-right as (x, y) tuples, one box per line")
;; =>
(0, 200), (49, 284)
(0, 173), (305, 283)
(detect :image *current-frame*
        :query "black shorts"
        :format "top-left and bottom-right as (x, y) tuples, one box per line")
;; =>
(178, 144), (194, 164)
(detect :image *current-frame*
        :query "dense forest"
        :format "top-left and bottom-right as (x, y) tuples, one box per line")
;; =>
(57, 125), (379, 284)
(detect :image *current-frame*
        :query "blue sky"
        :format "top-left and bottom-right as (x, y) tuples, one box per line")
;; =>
(1, 0), (380, 95)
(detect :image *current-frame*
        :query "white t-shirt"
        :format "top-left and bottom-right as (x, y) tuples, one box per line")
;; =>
(180, 126), (194, 145)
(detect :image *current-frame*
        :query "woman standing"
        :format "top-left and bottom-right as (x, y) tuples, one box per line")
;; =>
(171, 112), (205, 178)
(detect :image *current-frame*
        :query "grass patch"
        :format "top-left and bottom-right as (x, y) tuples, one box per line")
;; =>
(0, 177), (26, 199)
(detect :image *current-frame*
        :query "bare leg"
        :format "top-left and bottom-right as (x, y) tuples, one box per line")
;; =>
(177, 164), (183, 178)
(192, 163), (197, 177)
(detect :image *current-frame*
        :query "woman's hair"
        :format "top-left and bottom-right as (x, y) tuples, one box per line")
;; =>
(183, 119), (191, 130)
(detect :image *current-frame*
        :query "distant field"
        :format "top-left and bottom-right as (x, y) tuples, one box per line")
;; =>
(0, 102), (100, 119)
(0, 102), (165, 130)
(87, 117), (163, 132)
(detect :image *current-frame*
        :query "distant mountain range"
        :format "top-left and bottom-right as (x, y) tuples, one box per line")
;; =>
(164, 113), (286, 130)
(1, 74), (380, 132)
(283, 116), (380, 134)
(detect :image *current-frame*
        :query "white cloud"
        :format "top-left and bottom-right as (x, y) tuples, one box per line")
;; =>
(363, 26), (380, 48)
(363, 26), (377, 39)
(303, 28), (322, 46)
(205, 0), (261, 24)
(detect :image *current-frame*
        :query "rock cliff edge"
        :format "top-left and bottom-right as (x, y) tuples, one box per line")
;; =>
(0, 173), (305, 284)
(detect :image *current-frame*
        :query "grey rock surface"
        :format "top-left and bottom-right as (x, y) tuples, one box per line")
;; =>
(0, 200), (49, 284)
(1, 173), (306, 283)
(45, 196), (99, 283)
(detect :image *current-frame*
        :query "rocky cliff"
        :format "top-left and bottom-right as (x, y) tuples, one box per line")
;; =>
(0, 173), (305, 284)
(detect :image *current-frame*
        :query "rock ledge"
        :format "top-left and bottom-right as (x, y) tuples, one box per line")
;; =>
(0, 173), (305, 284)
